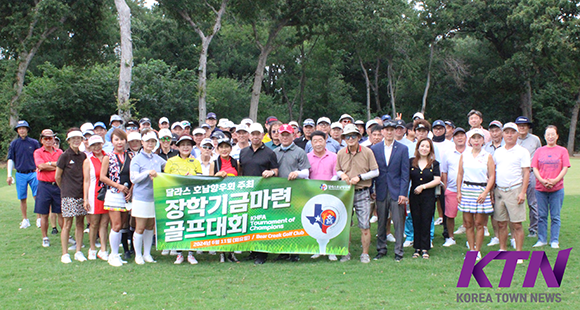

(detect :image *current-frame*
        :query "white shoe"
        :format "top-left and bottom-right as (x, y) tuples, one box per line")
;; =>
(187, 254), (198, 265)
(442, 238), (456, 247)
(97, 250), (109, 261)
(310, 254), (320, 259)
(196, 250), (204, 255)
(517, 259), (524, 264)
(143, 255), (156, 263)
(83, 228), (89, 234)
(169, 250), (178, 256)
(360, 253), (371, 263)
(434, 217), (443, 225)
(329, 255), (337, 261)
(532, 241), (547, 248)
(209, 251), (216, 255)
(454, 226), (466, 234)
(510, 238), (516, 249)
(20, 219), (31, 229)
(234, 251), (242, 254)
(484, 226), (490, 237)
(219, 253), (225, 263)
(68, 237), (76, 246)
(88, 249), (98, 260)
(369, 215), (378, 223)
(386, 234), (396, 243)
(108, 254), (123, 267)
(466, 241), (470, 249)
(69, 244), (85, 251)
(476, 251), (482, 261)
(551, 242), (560, 249)
(403, 240), (413, 247)
(61, 254), (72, 264)
(42, 237), (50, 248)
(74, 251), (87, 262)
(487, 237), (500, 246)
(174, 254), (184, 264)
(161, 250), (170, 255)
(135, 256), (145, 265)
(36, 218), (41, 228)
(340, 253), (351, 262)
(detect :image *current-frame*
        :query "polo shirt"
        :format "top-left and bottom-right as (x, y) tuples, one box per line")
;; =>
(304, 137), (342, 154)
(239, 143), (279, 177)
(293, 136), (309, 150)
(56, 148), (87, 198)
(191, 146), (201, 159)
(130, 151), (167, 202)
(273, 143), (310, 178)
(308, 150), (337, 181)
(440, 146), (470, 192)
(165, 155), (202, 176)
(34, 147), (63, 182)
(231, 143), (249, 160)
(158, 148), (179, 161)
(397, 138), (416, 158)
(483, 140), (504, 155)
(517, 133), (542, 158)
(467, 127), (491, 144)
(493, 144), (531, 188)
(8, 136), (40, 173)
(336, 145), (378, 190)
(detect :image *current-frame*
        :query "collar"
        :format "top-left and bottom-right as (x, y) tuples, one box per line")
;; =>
(384, 140), (394, 148)
(41, 146), (55, 153)
(345, 145), (362, 154)
(280, 142), (295, 152)
(312, 150), (329, 159)
(140, 150), (154, 159)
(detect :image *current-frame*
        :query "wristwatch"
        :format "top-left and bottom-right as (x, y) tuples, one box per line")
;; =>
(48, 161), (52, 166)
(358, 174), (362, 180)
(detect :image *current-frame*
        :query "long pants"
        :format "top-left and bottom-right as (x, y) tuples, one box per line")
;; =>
(527, 173), (538, 233)
(536, 189), (564, 244)
(409, 191), (436, 250)
(376, 194), (406, 258)
(405, 212), (434, 242)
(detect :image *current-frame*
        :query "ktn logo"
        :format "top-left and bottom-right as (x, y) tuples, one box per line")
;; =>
(457, 249), (571, 288)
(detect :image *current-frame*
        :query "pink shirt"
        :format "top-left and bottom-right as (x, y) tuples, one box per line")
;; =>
(531, 145), (570, 192)
(307, 150), (337, 181)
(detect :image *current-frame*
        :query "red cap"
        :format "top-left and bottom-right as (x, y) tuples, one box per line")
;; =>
(278, 124), (294, 134)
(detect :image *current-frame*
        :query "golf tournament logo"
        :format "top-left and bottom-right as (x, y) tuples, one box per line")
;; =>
(301, 194), (347, 255)
(320, 184), (328, 191)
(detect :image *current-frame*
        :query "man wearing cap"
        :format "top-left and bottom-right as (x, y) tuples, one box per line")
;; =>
(354, 120), (366, 137)
(484, 121), (505, 155)
(273, 124), (311, 262)
(206, 112), (219, 134)
(106, 115), (124, 143)
(467, 110), (491, 143)
(125, 120), (140, 134)
(239, 123), (279, 265)
(338, 114), (354, 127)
(515, 116), (542, 238)
(381, 114), (391, 123)
(190, 128), (207, 159)
(493, 122), (530, 257)
(444, 121), (455, 142)
(157, 129), (179, 160)
(7, 120), (41, 229)
(262, 116), (278, 143)
(171, 122), (184, 137)
(432, 120), (454, 156)
(93, 122), (113, 153)
(329, 122), (346, 148)
(34, 129), (64, 246)
(159, 117), (170, 130)
(336, 124), (379, 263)
(294, 118), (315, 150)
(412, 112), (424, 121)
(394, 120), (415, 159)
(231, 125), (250, 160)
(440, 127), (470, 247)
(139, 118), (152, 132)
(181, 121), (192, 135)
(371, 120), (409, 262)
(304, 117), (341, 153)
(361, 124), (383, 147)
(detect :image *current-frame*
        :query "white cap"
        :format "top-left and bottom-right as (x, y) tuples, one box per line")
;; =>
(159, 117), (169, 125)
(241, 118), (253, 126)
(249, 123), (264, 134)
(171, 122), (183, 130)
(142, 131), (158, 142)
(342, 124), (360, 136)
(503, 122), (519, 132)
(366, 119), (378, 129)
(192, 128), (206, 135)
(110, 114), (123, 125)
(80, 122), (94, 133)
(159, 128), (172, 138)
(289, 121), (299, 128)
(66, 130), (83, 141)
(413, 112), (425, 120)
(331, 122), (343, 130)
(218, 118), (230, 128)
(127, 132), (142, 142)
(468, 128), (485, 138)
(317, 117), (331, 125)
(88, 135), (104, 146)
(201, 138), (213, 147)
(236, 124), (249, 133)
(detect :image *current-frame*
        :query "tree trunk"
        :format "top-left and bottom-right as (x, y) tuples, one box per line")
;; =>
(372, 58), (381, 112)
(115, 0), (133, 121)
(567, 94), (580, 156)
(9, 52), (33, 127)
(359, 56), (371, 120)
(387, 60), (396, 116)
(519, 79), (533, 121)
(421, 43), (434, 115)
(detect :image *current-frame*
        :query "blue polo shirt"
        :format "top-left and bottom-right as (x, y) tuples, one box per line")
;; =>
(8, 136), (40, 173)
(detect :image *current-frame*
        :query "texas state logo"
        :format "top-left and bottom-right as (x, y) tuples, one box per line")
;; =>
(301, 194), (347, 255)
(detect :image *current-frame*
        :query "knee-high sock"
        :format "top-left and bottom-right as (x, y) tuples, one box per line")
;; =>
(128, 229), (134, 252)
(133, 233), (143, 258)
(109, 230), (121, 256)
(121, 231), (129, 253)
(143, 229), (154, 257)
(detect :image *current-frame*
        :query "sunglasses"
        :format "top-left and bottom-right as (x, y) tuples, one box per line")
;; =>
(344, 135), (359, 140)
(271, 130), (279, 133)
(126, 126), (138, 130)
(202, 145), (214, 150)
(160, 137), (171, 142)
(42, 136), (54, 141)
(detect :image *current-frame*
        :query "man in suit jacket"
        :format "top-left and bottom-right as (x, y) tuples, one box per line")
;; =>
(371, 120), (410, 262)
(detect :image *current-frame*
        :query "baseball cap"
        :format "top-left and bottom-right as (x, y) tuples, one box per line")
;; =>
(201, 138), (213, 148)
(432, 120), (445, 128)
(80, 123), (94, 133)
(412, 112), (425, 120)
(241, 118), (253, 126)
(338, 114), (354, 123)
(125, 120), (139, 128)
(141, 131), (158, 142)
(210, 131), (226, 140)
(109, 115), (123, 125)
(236, 124), (249, 133)
(467, 110), (483, 118)
(217, 137), (232, 147)
(201, 123), (211, 129)
(127, 132), (141, 142)
(66, 130), (83, 141)
(159, 117), (169, 125)
(159, 129), (172, 138)
(381, 114), (391, 121)
(395, 120), (406, 129)
(468, 128), (485, 138)
(192, 128), (206, 135)
(40, 129), (56, 138)
(82, 129), (94, 138)
(289, 121), (299, 128)
(453, 127), (466, 136)
(354, 120), (365, 126)
(514, 116), (533, 127)
(366, 119), (378, 129)
(176, 135), (194, 146)
(342, 124), (361, 136)
(88, 135), (104, 146)
(249, 123), (264, 134)
(279, 124), (294, 134)
(139, 118), (151, 125)
(330, 122), (343, 130)
(415, 123), (429, 131)
(217, 118), (230, 128)
(383, 120), (396, 128)
(171, 122), (183, 130)
(317, 117), (331, 125)
(207, 112), (217, 119)
(488, 120), (503, 129)
(503, 122), (519, 132)
(265, 116), (278, 125)
(93, 122), (106, 130)
(444, 120), (456, 129)
(181, 120), (191, 128)
(303, 118), (315, 127)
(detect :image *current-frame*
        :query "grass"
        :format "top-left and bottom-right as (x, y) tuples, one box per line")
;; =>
(0, 161), (579, 309)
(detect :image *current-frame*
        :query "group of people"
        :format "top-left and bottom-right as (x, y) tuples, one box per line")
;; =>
(7, 109), (570, 266)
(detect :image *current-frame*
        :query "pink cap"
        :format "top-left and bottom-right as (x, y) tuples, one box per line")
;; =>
(279, 124), (294, 134)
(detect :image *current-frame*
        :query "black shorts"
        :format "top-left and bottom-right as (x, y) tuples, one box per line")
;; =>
(34, 181), (62, 215)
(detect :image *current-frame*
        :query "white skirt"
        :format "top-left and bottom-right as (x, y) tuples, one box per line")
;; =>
(131, 199), (156, 218)
(104, 191), (128, 212)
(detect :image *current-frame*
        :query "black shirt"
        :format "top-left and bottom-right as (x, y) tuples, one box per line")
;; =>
(158, 148), (179, 161)
(56, 148), (87, 199)
(239, 143), (279, 176)
(409, 158), (440, 194)
(293, 136), (309, 150)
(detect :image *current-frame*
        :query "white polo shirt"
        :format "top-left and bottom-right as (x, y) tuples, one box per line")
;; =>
(440, 146), (470, 192)
(493, 144), (530, 188)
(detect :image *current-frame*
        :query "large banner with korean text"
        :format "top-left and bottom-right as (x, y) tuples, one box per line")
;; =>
(154, 173), (354, 255)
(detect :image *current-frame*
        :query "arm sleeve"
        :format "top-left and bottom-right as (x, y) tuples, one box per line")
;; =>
(298, 152), (311, 171)
(296, 168), (309, 179)
(360, 168), (379, 180)
(7, 160), (14, 177)
(56, 154), (66, 169)
(530, 148), (539, 169)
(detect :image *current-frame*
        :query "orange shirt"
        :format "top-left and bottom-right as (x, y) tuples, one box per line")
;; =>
(34, 147), (63, 182)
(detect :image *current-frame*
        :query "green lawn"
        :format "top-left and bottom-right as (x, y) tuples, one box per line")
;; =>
(0, 161), (579, 309)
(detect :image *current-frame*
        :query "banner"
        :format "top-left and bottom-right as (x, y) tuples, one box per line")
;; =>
(154, 173), (354, 255)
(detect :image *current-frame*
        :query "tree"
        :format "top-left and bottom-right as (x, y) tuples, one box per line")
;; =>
(115, 0), (133, 120)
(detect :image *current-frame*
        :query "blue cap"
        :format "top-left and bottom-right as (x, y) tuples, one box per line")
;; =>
(207, 112), (217, 119)
(381, 114), (391, 121)
(14, 120), (30, 131)
(395, 119), (406, 128)
(444, 120), (455, 129)
(432, 120), (445, 128)
(303, 118), (315, 127)
(94, 122), (106, 129)
(515, 116), (533, 128)
(453, 127), (466, 136)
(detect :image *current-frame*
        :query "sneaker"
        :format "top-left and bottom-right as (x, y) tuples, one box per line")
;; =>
(434, 217), (443, 225)
(328, 255), (337, 261)
(360, 253), (371, 263)
(19, 219), (31, 229)
(108, 254), (123, 267)
(227, 253), (239, 263)
(532, 241), (547, 248)
(74, 251), (87, 262)
(68, 244), (85, 251)
(395, 255), (403, 262)
(517, 259), (524, 264)
(551, 242), (559, 249)
(174, 253), (184, 264)
(454, 226), (466, 234)
(143, 255), (156, 263)
(487, 237), (500, 246)
(219, 253), (225, 263)
(442, 238), (456, 247)
(51, 227), (58, 235)
(161, 250), (170, 255)
(187, 254), (198, 265)
(209, 251), (216, 255)
(466, 241), (470, 249)
(61, 253), (72, 264)
(83, 228), (89, 234)
(527, 231), (537, 238)
(386, 234), (396, 243)
(36, 218), (41, 228)
(196, 250), (203, 255)
(42, 237), (50, 247)
(135, 256), (145, 265)
(476, 251), (482, 261)
(68, 237), (76, 246)
(484, 226), (490, 237)
(369, 215), (378, 223)
(169, 250), (178, 256)
(510, 238), (516, 249)
(403, 240), (413, 247)
(234, 251), (242, 254)
(88, 249), (98, 260)
(340, 253), (351, 262)
(310, 254), (320, 259)
(97, 250), (109, 261)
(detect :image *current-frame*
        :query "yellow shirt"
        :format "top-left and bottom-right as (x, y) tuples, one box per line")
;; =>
(164, 155), (202, 176)
(262, 133), (271, 143)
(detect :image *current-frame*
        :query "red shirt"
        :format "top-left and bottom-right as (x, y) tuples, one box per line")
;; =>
(219, 157), (238, 176)
(34, 147), (63, 182)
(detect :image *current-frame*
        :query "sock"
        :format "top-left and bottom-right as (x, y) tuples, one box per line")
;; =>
(128, 230), (135, 252)
(143, 229), (154, 257)
(133, 233), (143, 258)
(121, 232), (129, 253)
(109, 230), (121, 256)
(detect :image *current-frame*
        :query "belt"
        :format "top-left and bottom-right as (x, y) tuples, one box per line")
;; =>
(355, 187), (369, 192)
(496, 183), (522, 192)
(40, 180), (58, 186)
(464, 181), (487, 187)
(17, 170), (35, 174)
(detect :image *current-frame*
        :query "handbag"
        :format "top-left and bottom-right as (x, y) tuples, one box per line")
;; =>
(97, 184), (107, 201)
